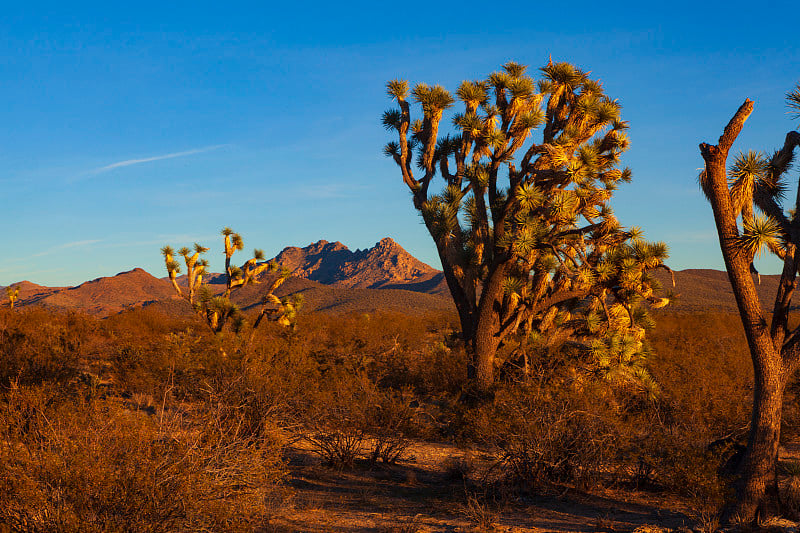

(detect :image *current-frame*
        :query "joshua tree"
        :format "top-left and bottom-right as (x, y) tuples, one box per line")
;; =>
(5, 286), (19, 310)
(162, 228), (299, 334)
(383, 60), (671, 391)
(161, 243), (210, 305)
(699, 86), (800, 522)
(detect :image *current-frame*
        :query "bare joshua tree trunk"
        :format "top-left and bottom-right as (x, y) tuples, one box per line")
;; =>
(701, 99), (800, 522)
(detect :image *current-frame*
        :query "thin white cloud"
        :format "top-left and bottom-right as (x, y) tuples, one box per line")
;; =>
(93, 145), (226, 174)
(105, 234), (218, 248)
(31, 239), (103, 258)
(57, 239), (103, 250)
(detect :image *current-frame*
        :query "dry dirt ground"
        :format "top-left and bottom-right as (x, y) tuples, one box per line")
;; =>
(266, 440), (700, 533)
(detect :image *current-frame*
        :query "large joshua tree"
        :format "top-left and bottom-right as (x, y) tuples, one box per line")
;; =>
(383, 61), (671, 391)
(699, 86), (800, 522)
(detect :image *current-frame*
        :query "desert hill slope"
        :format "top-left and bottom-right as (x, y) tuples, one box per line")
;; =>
(17, 268), (179, 315)
(2, 237), (455, 316)
(653, 268), (796, 313)
(2, 235), (796, 316)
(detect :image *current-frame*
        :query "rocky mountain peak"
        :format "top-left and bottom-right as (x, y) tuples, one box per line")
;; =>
(269, 237), (438, 289)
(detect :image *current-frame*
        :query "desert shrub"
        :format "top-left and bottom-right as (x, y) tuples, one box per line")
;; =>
(305, 424), (367, 469)
(0, 382), (287, 532)
(648, 312), (752, 435)
(636, 312), (752, 508)
(0, 308), (87, 385)
(364, 386), (419, 464)
(483, 381), (624, 492)
(302, 366), (423, 468)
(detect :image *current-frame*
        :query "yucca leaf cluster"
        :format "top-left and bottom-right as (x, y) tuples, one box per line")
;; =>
(384, 60), (670, 389)
(161, 228), (299, 334)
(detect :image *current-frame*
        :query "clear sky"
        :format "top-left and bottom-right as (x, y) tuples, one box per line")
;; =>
(2, 1), (799, 286)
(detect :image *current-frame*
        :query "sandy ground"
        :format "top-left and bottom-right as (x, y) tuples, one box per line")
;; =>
(266, 440), (700, 533)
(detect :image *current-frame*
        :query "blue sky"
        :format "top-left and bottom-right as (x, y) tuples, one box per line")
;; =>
(2, 1), (799, 285)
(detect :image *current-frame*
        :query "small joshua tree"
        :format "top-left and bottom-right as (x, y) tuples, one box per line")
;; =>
(162, 228), (300, 334)
(699, 85), (800, 523)
(5, 286), (19, 310)
(383, 60), (671, 392)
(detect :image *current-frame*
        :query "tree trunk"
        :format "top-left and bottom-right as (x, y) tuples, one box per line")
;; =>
(725, 368), (786, 521)
(472, 263), (508, 391)
(700, 99), (790, 523)
(473, 317), (501, 391)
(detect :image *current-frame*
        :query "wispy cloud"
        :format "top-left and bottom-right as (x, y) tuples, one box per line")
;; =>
(92, 145), (226, 174)
(105, 234), (218, 248)
(58, 239), (103, 250)
(31, 239), (103, 258)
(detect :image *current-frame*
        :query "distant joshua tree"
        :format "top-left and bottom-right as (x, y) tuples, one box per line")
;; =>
(161, 228), (302, 334)
(699, 84), (800, 522)
(383, 60), (671, 393)
(5, 286), (19, 310)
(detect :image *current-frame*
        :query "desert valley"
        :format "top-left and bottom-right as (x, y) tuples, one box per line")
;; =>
(4, 237), (800, 531)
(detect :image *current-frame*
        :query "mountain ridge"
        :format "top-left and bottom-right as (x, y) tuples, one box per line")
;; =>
(271, 237), (443, 290)
(2, 238), (793, 317)
(3, 239), (452, 316)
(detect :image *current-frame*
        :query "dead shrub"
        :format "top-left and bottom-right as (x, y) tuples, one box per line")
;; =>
(0, 309), (86, 385)
(303, 367), (421, 468)
(460, 491), (503, 532)
(0, 382), (288, 532)
(490, 390), (620, 491)
(305, 424), (367, 469)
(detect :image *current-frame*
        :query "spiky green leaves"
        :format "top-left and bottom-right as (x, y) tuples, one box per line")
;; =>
(738, 214), (782, 258)
(456, 81), (488, 107)
(590, 334), (659, 399)
(541, 62), (587, 91)
(730, 150), (767, 185)
(506, 77), (535, 99)
(546, 190), (580, 224)
(515, 183), (544, 211)
(383, 141), (400, 158)
(517, 110), (545, 131)
(421, 192), (462, 242)
(382, 109), (403, 131)
(454, 112), (483, 137)
(503, 61), (527, 78)
(412, 83), (454, 114)
(787, 82), (800, 120)
(386, 79), (409, 101)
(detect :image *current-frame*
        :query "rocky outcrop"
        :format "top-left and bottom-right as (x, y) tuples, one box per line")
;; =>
(270, 238), (441, 289)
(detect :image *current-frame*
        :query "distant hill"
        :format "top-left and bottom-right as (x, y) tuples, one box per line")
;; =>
(4, 237), (796, 317)
(6, 280), (65, 301)
(3, 239), (454, 316)
(15, 268), (179, 315)
(654, 268), (796, 313)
